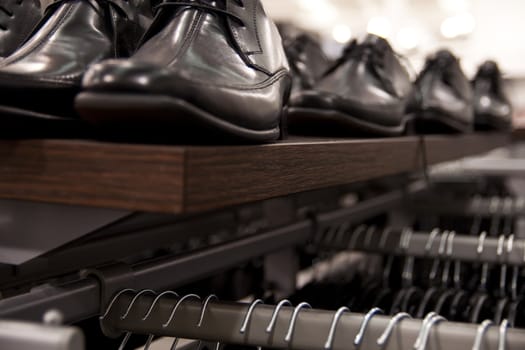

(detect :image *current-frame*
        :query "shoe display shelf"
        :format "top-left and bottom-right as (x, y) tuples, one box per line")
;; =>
(0, 133), (509, 215)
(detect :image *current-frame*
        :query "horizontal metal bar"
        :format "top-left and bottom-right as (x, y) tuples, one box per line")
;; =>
(349, 228), (525, 265)
(0, 222), (311, 323)
(102, 295), (525, 350)
(411, 196), (525, 217)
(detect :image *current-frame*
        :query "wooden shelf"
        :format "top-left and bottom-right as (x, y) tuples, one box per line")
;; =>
(0, 133), (508, 214)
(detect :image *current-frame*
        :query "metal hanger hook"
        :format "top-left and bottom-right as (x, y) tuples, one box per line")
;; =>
(121, 289), (157, 320)
(99, 288), (137, 320)
(284, 302), (312, 342)
(354, 307), (384, 346)
(266, 299), (292, 333)
(414, 315), (446, 350)
(142, 291), (180, 321)
(239, 299), (264, 334)
(377, 312), (412, 346)
(499, 319), (509, 350)
(425, 229), (440, 254)
(379, 227), (391, 250)
(413, 312), (438, 349)
(324, 306), (350, 350)
(477, 232), (488, 256)
(197, 294), (218, 327)
(349, 225), (368, 250)
(472, 320), (494, 350)
(162, 294), (201, 328)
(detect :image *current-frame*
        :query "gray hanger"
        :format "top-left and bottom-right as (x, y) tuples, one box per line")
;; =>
(472, 320), (494, 350)
(377, 312), (412, 347)
(284, 302), (312, 342)
(415, 314), (446, 350)
(142, 291), (180, 321)
(240, 299), (264, 334)
(324, 306), (349, 350)
(413, 312), (438, 349)
(163, 294), (201, 328)
(199, 295), (219, 350)
(499, 319), (509, 350)
(266, 299), (292, 333)
(354, 307), (384, 347)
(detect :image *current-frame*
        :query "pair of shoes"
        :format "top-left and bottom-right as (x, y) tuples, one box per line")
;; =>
(410, 49), (474, 134)
(0, 0), (153, 135)
(411, 52), (512, 133)
(0, 0), (291, 142)
(288, 34), (414, 137)
(472, 60), (512, 131)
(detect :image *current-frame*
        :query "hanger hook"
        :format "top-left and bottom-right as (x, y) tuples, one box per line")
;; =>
(472, 320), (494, 350)
(497, 235), (505, 259)
(163, 294), (201, 328)
(198, 295), (218, 327)
(349, 225), (368, 250)
(415, 315), (446, 350)
(364, 226), (376, 249)
(425, 229), (440, 254)
(477, 232), (488, 256)
(377, 312), (412, 346)
(499, 319), (509, 350)
(379, 227), (391, 250)
(413, 312), (438, 349)
(354, 307), (384, 346)
(99, 288), (137, 320)
(240, 299), (264, 334)
(142, 291), (180, 321)
(266, 299), (292, 333)
(121, 289), (157, 320)
(284, 302), (312, 342)
(324, 306), (350, 350)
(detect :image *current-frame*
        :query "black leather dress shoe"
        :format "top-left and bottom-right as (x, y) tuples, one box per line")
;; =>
(76, 0), (291, 142)
(472, 60), (512, 131)
(410, 49), (474, 133)
(0, 0), (151, 133)
(0, 0), (41, 58)
(288, 34), (413, 136)
(284, 33), (330, 96)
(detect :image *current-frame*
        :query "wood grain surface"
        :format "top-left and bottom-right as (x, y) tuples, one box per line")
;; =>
(0, 134), (508, 214)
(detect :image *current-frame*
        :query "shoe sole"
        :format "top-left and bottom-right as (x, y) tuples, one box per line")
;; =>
(0, 104), (86, 138)
(75, 93), (282, 142)
(287, 107), (410, 136)
(415, 110), (473, 134)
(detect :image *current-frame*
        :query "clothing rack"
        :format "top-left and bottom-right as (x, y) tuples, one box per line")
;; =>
(344, 227), (525, 265)
(100, 293), (525, 350)
(411, 196), (525, 217)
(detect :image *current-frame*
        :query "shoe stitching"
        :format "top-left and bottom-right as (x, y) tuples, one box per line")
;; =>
(0, 3), (73, 67)
(245, 0), (261, 55)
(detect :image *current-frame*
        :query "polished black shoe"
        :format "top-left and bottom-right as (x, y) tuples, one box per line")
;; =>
(76, 0), (291, 143)
(284, 33), (330, 95)
(411, 49), (474, 133)
(288, 34), (413, 136)
(0, 0), (41, 58)
(0, 0), (152, 132)
(472, 60), (512, 131)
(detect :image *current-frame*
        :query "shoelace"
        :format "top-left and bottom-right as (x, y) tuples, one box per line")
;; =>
(153, 0), (245, 26)
(418, 54), (469, 100)
(323, 40), (399, 97)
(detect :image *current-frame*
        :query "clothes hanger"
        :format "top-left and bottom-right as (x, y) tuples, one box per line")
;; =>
(416, 231), (449, 318)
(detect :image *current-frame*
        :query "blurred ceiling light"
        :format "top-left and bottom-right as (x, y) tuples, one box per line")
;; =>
(438, 0), (470, 12)
(440, 12), (476, 39)
(396, 27), (420, 50)
(332, 24), (352, 44)
(298, 0), (324, 11)
(367, 16), (392, 39)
